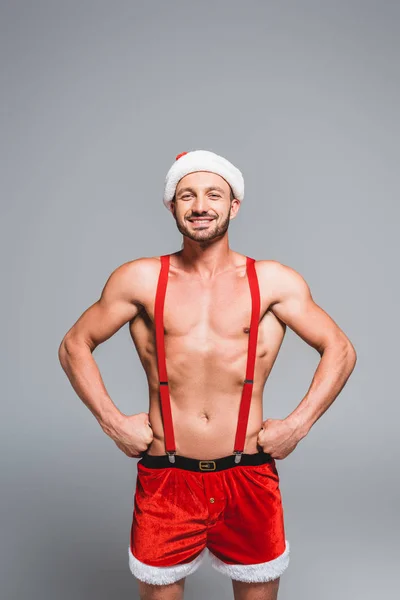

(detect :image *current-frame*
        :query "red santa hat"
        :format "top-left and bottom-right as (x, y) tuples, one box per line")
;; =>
(163, 150), (244, 210)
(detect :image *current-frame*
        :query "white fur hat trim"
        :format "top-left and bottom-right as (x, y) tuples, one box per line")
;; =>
(163, 150), (244, 210)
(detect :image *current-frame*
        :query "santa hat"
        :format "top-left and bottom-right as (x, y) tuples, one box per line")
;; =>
(163, 150), (244, 210)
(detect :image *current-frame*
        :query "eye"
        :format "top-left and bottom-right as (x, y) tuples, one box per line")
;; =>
(210, 194), (220, 198)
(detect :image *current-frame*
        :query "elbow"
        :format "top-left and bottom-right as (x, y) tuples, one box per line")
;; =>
(58, 336), (71, 370)
(346, 340), (357, 371)
(323, 333), (357, 371)
(58, 334), (88, 370)
(338, 336), (357, 373)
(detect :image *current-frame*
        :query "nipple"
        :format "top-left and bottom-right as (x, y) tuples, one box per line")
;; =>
(243, 327), (250, 334)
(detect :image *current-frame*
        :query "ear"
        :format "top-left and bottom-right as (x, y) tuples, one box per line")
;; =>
(229, 198), (241, 219)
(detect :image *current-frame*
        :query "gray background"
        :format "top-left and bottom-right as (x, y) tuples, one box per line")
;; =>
(1, 1), (399, 598)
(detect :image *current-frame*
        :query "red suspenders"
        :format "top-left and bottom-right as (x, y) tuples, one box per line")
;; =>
(154, 254), (261, 464)
(154, 254), (176, 460)
(233, 256), (261, 462)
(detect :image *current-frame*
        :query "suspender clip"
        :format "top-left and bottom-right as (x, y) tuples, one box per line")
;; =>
(233, 451), (243, 464)
(167, 451), (176, 463)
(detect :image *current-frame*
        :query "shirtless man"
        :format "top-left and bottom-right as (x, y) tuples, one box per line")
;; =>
(58, 150), (357, 600)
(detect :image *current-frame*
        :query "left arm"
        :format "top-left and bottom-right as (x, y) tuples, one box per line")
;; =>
(257, 261), (357, 459)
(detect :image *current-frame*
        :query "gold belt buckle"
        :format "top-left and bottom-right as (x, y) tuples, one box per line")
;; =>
(199, 460), (216, 471)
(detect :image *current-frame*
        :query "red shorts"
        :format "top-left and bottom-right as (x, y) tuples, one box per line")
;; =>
(128, 453), (290, 585)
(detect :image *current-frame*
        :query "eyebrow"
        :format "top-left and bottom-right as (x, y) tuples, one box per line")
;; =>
(177, 186), (226, 196)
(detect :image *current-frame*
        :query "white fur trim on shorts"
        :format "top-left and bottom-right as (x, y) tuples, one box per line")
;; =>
(128, 546), (208, 585)
(209, 540), (290, 583)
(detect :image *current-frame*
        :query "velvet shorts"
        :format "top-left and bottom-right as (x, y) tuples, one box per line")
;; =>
(128, 453), (290, 585)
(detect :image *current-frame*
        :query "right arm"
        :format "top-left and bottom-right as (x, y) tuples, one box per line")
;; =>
(58, 258), (155, 457)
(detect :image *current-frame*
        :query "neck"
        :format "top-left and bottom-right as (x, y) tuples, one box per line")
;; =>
(174, 236), (236, 278)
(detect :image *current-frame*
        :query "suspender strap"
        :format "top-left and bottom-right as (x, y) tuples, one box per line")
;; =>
(233, 257), (261, 460)
(154, 254), (176, 459)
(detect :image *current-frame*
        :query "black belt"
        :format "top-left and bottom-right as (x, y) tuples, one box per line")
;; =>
(139, 451), (273, 472)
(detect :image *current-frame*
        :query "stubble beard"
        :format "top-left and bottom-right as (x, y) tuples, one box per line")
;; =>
(175, 212), (231, 244)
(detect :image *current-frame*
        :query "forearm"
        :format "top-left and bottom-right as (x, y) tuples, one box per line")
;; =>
(58, 338), (124, 437)
(285, 341), (357, 439)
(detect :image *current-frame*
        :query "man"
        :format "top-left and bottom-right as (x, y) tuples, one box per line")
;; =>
(58, 150), (357, 600)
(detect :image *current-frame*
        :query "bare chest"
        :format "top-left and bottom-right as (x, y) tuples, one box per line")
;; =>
(160, 271), (255, 342)
(129, 260), (286, 398)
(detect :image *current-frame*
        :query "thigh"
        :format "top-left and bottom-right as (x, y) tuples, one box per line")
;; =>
(232, 577), (280, 600)
(137, 576), (186, 600)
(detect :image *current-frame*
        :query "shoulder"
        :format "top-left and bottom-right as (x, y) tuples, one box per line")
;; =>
(101, 256), (163, 304)
(254, 258), (304, 279)
(254, 259), (311, 300)
(107, 256), (160, 283)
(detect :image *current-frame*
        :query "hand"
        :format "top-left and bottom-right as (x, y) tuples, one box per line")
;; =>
(110, 412), (154, 458)
(257, 418), (303, 460)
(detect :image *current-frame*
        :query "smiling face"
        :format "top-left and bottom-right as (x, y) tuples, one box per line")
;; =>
(169, 171), (241, 244)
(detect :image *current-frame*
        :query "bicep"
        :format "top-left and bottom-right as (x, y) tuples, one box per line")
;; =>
(268, 264), (346, 354)
(63, 263), (144, 351)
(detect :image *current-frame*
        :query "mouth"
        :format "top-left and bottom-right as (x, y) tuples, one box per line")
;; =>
(189, 218), (215, 224)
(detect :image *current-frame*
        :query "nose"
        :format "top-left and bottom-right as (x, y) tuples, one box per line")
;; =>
(191, 193), (209, 213)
